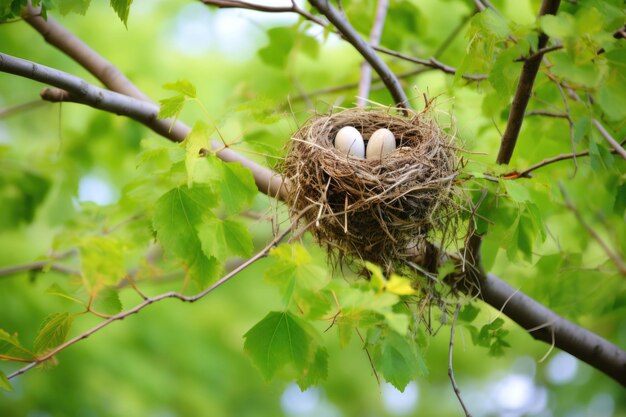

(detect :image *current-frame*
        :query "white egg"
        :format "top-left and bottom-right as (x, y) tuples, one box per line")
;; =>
(366, 128), (396, 160)
(334, 126), (365, 158)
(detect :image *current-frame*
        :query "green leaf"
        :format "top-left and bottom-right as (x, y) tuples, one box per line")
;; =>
(0, 371), (11, 392)
(57, 0), (91, 15)
(297, 347), (329, 390)
(45, 283), (84, 306)
(33, 313), (74, 354)
(550, 51), (604, 87)
(203, 157), (258, 214)
(110, 0), (133, 26)
(153, 185), (217, 259)
(92, 286), (122, 315)
(243, 311), (315, 380)
(79, 235), (127, 288)
(0, 167), (51, 229)
(459, 303), (480, 323)
(258, 27), (295, 68)
(158, 95), (185, 120)
(198, 217), (254, 260)
(163, 79), (197, 98)
(503, 180), (531, 203)
(0, 329), (34, 361)
(375, 331), (427, 392)
(265, 243), (329, 314)
(153, 185), (221, 287)
(539, 13), (575, 39)
(185, 121), (212, 187)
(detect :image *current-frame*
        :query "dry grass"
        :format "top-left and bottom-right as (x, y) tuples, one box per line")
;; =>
(281, 107), (463, 276)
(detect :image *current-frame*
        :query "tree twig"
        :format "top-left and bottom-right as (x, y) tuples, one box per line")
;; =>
(357, 0), (388, 106)
(7, 225), (293, 381)
(21, 5), (287, 198)
(308, 0), (409, 108)
(559, 184), (626, 276)
(592, 119), (626, 161)
(0, 99), (47, 119)
(510, 138), (626, 178)
(23, 4), (151, 102)
(371, 46), (488, 81)
(0, 53), (287, 200)
(201, 0), (487, 82)
(448, 304), (472, 417)
(496, 0), (562, 164)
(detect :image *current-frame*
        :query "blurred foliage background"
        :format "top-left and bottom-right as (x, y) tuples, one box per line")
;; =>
(1, 0), (625, 416)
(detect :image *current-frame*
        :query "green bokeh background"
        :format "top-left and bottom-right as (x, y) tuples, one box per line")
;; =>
(1, 0), (625, 416)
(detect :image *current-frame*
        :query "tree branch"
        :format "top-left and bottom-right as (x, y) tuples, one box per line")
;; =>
(7, 225), (292, 381)
(357, 0), (388, 106)
(201, 0), (487, 82)
(496, 0), (562, 164)
(592, 119), (626, 161)
(23, 5), (150, 102)
(308, 0), (409, 108)
(476, 272), (626, 387)
(509, 137), (626, 178)
(0, 53), (286, 200)
(9, 4), (626, 388)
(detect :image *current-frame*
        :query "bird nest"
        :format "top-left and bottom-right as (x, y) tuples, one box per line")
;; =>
(280, 107), (461, 274)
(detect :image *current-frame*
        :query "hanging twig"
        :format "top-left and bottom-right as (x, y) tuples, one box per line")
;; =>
(448, 304), (472, 417)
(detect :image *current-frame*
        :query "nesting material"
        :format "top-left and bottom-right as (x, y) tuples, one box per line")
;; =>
(281, 107), (460, 272)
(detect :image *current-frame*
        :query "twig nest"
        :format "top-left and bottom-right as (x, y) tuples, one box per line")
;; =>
(281, 108), (460, 271)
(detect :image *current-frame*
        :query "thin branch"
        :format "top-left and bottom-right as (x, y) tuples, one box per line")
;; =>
(545, 72), (626, 162)
(372, 46), (488, 81)
(514, 44), (563, 62)
(357, 0), (388, 106)
(23, 5), (150, 101)
(0, 53), (287, 200)
(308, 0), (409, 108)
(448, 304), (472, 417)
(496, 0), (562, 164)
(7, 225), (292, 381)
(199, 0), (327, 26)
(201, 0), (486, 82)
(559, 184), (626, 276)
(592, 119), (626, 161)
(0, 261), (79, 278)
(0, 99), (47, 119)
(21, 6), (287, 198)
(525, 109), (568, 118)
(511, 138), (626, 178)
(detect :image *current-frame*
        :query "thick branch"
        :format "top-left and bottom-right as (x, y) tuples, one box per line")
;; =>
(0, 53), (286, 200)
(477, 272), (626, 386)
(496, 0), (561, 164)
(308, 0), (409, 108)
